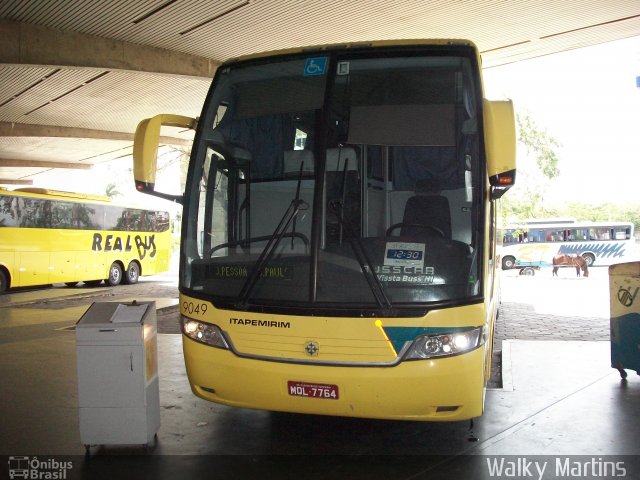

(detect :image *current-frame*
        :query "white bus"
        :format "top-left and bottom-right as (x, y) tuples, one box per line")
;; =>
(501, 221), (636, 270)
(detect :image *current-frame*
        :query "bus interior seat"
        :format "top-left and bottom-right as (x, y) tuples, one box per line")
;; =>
(392, 194), (452, 239)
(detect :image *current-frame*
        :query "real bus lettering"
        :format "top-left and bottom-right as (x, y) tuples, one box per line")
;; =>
(135, 234), (156, 259)
(92, 233), (156, 259)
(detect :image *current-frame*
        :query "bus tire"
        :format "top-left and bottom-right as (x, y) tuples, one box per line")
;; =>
(0, 270), (7, 294)
(124, 261), (140, 285)
(502, 256), (516, 270)
(581, 253), (595, 267)
(106, 262), (123, 286)
(520, 267), (536, 276)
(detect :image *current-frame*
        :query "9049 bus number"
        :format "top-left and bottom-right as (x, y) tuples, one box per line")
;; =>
(182, 301), (208, 316)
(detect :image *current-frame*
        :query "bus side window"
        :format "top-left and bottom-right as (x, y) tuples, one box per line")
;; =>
(0, 195), (17, 226)
(52, 201), (73, 229)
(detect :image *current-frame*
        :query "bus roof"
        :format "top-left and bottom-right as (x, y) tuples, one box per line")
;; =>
(506, 221), (633, 229)
(10, 188), (112, 203)
(225, 38), (479, 65)
(524, 218), (577, 225)
(1, 188), (172, 214)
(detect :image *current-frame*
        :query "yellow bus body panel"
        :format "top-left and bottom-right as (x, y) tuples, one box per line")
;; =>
(180, 295), (490, 421)
(1, 187), (171, 290)
(1, 226), (171, 289)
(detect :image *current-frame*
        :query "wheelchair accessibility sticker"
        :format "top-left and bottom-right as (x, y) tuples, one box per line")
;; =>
(303, 57), (327, 76)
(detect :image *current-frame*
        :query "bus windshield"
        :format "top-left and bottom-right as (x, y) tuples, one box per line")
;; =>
(183, 46), (484, 314)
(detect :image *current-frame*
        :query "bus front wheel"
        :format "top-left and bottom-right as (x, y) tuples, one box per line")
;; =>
(124, 262), (140, 284)
(107, 262), (123, 286)
(502, 256), (516, 270)
(581, 253), (596, 267)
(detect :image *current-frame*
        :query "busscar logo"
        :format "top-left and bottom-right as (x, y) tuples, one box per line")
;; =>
(8, 456), (73, 479)
(304, 340), (319, 356)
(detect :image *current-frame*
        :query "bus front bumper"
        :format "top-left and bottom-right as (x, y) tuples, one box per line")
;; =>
(182, 336), (487, 421)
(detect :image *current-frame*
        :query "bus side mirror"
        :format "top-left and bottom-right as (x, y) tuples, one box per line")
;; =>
(483, 99), (516, 200)
(133, 114), (197, 203)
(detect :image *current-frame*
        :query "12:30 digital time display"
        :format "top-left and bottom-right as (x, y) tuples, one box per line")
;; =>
(384, 242), (426, 267)
(386, 249), (423, 261)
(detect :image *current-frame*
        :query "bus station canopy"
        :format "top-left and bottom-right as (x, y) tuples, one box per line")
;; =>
(0, 1), (639, 186)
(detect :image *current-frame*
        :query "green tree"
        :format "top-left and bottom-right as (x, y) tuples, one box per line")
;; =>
(517, 113), (560, 179)
(105, 183), (121, 198)
(556, 201), (640, 238)
(502, 111), (561, 222)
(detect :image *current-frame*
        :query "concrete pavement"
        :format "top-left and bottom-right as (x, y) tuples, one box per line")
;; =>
(1, 263), (639, 479)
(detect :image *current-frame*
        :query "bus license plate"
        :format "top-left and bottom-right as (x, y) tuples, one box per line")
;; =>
(288, 381), (339, 400)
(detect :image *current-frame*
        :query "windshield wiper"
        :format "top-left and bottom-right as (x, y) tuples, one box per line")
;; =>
(328, 200), (395, 315)
(332, 155), (394, 315)
(236, 163), (308, 309)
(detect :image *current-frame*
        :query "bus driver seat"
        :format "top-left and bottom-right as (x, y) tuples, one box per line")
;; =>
(386, 194), (452, 239)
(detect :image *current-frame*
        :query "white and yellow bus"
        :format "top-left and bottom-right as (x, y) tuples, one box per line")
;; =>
(501, 220), (636, 270)
(0, 188), (171, 293)
(133, 39), (516, 421)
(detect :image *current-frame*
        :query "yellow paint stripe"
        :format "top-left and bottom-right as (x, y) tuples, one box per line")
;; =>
(375, 319), (397, 357)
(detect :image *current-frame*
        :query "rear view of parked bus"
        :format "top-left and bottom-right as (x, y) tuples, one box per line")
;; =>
(133, 40), (516, 421)
(0, 188), (171, 293)
(501, 221), (636, 270)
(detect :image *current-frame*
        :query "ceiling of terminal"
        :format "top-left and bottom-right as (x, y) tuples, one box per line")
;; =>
(0, 0), (639, 186)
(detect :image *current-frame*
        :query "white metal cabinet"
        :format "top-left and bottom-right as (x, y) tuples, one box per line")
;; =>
(76, 301), (160, 450)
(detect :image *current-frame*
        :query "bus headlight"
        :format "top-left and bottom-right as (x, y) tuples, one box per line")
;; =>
(182, 317), (229, 349)
(404, 327), (483, 360)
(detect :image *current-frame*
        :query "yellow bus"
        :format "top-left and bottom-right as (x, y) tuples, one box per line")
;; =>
(0, 187), (171, 293)
(133, 39), (516, 421)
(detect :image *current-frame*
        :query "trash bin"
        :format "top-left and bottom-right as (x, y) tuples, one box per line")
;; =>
(609, 262), (640, 379)
(76, 301), (160, 451)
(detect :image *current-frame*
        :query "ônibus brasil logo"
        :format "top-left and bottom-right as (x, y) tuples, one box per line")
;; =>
(8, 456), (73, 479)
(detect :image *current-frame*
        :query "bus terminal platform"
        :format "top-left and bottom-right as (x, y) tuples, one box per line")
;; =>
(1, 266), (639, 478)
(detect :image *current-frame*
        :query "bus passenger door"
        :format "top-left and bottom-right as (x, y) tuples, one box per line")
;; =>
(482, 200), (498, 383)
